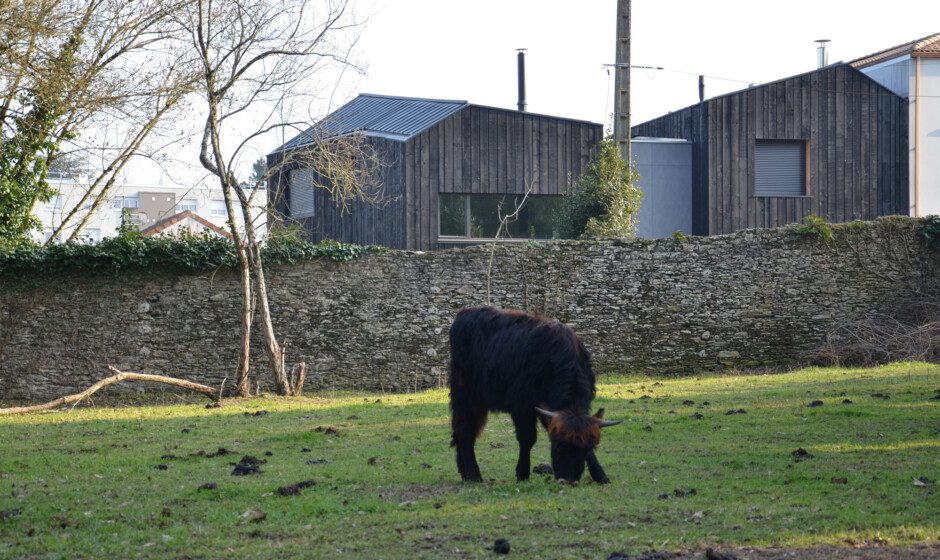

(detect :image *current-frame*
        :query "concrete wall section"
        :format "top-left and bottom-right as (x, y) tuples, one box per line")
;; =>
(1, 219), (937, 402)
(633, 138), (693, 239)
(918, 58), (940, 216)
(860, 56), (911, 97)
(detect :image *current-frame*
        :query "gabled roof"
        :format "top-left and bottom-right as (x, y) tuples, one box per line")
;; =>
(139, 210), (231, 239)
(632, 63), (903, 131)
(850, 32), (940, 69)
(280, 94), (469, 151)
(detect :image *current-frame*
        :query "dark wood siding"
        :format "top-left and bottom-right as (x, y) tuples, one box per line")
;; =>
(408, 106), (603, 250)
(632, 64), (908, 235)
(268, 136), (408, 249)
(273, 105), (603, 250)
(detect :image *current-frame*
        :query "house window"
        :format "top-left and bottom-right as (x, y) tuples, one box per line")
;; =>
(211, 200), (227, 217)
(176, 199), (197, 213)
(114, 196), (139, 210)
(755, 140), (808, 197)
(46, 195), (63, 211)
(439, 194), (561, 239)
(288, 168), (316, 218)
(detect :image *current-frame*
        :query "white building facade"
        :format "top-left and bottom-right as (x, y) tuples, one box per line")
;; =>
(853, 33), (940, 217)
(35, 175), (266, 244)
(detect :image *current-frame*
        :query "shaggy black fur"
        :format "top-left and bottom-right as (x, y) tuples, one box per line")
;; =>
(448, 306), (616, 483)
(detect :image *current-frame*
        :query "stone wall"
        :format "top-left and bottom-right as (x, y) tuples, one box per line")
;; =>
(2, 218), (938, 402)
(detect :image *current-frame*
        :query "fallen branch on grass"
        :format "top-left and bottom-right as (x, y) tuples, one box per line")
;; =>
(0, 366), (218, 415)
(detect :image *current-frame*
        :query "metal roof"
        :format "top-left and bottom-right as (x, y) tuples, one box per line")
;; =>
(850, 32), (940, 69)
(279, 94), (469, 151)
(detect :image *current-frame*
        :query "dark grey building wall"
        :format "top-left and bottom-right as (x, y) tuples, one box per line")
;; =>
(632, 65), (908, 235)
(268, 136), (408, 249)
(270, 106), (603, 251)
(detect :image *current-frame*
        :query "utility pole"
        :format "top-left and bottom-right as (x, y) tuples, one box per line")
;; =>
(614, 0), (631, 164)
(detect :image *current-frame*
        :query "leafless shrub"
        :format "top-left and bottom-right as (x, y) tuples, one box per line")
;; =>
(808, 296), (940, 366)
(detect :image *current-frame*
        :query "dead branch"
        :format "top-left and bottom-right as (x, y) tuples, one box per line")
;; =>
(0, 366), (218, 415)
(485, 185), (533, 305)
(290, 362), (307, 396)
(806, 296), (940, 366)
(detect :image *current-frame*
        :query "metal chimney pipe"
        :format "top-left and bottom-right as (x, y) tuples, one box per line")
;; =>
(517, 48), (527, 112)
(698, 75), (705, 102)
(816, 39), (830, 69)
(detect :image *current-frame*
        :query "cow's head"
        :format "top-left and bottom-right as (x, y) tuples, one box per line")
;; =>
(535, 406), (621, 484)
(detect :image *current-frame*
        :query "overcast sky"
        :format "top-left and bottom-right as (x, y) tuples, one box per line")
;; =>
(353, 0), (939, 130)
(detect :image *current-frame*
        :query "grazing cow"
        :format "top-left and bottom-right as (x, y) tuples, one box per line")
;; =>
(448, 306), (621, 484)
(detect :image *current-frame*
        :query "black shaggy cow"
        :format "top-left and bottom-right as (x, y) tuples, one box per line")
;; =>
(448, 306), (621, 484)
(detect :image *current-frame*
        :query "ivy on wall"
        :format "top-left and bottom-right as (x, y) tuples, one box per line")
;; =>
(0, 230), (383, 279)
(919, 215), (940, 252)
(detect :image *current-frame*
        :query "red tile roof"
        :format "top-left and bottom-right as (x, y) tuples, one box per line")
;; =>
(139, 210), (231, 239)
(851, 33), (940, 68)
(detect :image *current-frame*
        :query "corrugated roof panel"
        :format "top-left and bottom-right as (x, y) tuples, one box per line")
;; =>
(278, 94), (469, 152)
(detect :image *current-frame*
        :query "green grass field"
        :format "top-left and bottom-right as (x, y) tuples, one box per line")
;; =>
(1, 363), (938, 559)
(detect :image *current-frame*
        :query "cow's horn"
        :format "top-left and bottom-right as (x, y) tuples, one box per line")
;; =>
(597, 419), (623, 428)
(535, 407), (558, 419)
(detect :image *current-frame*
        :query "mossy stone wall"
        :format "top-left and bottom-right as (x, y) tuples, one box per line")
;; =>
(2, 218), (937, 402)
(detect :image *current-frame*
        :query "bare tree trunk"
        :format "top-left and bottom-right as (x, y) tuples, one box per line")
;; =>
(251, 245), (289, 394)
(233, 245), (253, 397)
(233, 184), (289, 394)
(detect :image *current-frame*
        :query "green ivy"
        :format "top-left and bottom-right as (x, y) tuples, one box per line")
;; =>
(918, 214), (940, 252)
(553, 138), (643, 239)
(0, 232), (383, 279)
(789, 214), (833, 242)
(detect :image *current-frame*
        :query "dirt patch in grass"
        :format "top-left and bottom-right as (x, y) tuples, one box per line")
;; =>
(370, 482), (464, 504)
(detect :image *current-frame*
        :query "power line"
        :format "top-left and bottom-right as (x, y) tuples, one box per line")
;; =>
(603, 63), (756, 85)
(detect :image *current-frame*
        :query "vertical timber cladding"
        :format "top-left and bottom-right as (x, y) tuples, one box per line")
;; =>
(632, 64), (908, 235)
(405, 106), (603, 249)
(267, 136), (409, 248)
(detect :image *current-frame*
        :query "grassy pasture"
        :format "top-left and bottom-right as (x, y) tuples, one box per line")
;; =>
(0, 363), (938, 559)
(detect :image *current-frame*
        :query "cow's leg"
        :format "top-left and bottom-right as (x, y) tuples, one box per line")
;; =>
(450, 395), (487, 482)
(586, 451), (611, 484)
(512, 412), (538, 481)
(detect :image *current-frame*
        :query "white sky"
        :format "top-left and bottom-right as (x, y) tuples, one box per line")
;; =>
(353, 0), (940, 130)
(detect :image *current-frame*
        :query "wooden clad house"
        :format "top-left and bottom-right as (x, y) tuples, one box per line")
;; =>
(268, 94), (603, 251)
(631, 63), (909, 236)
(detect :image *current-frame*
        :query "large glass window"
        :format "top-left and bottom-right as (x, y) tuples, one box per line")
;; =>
(176, 199), (197, 212)
(439, 194), (561, 239)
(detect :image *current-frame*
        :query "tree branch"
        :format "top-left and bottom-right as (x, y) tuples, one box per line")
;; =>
(0, 366), (218, 415)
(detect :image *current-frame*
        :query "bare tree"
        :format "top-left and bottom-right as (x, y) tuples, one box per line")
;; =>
(1, 0), (196, 245)
(485, 187), (532, 306)
(177, 0), (376, 396)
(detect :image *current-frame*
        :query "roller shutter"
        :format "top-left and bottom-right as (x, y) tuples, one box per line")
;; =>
(288, 168), (315, 218)
(755, 141), (806, 197)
